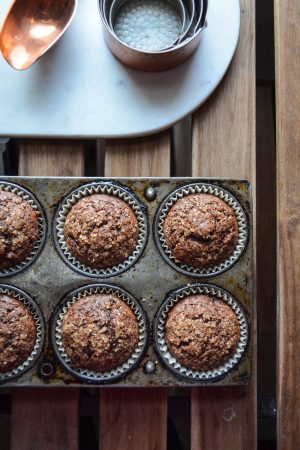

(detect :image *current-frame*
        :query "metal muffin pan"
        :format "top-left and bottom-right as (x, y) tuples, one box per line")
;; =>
(0, 177), (253, 387)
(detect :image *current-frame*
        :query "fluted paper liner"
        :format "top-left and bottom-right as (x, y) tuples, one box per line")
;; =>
(155, 183), (248, 277)
(54, 182), (148, 277)
(53, 284), (147, 383)
(0, 182), (46, 277)
(154, 283), (249, 381)
(0, 285), (44, 383)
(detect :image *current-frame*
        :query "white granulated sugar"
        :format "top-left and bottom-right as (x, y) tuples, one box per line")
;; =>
(113, 0), (182, 51)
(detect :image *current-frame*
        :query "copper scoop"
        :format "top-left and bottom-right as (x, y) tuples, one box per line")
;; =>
(0, 0), (78, 70)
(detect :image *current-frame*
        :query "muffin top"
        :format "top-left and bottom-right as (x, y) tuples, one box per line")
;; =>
(0, 190), (40, 270)
(163, 193), (239, 269)
(165, 294), (240, 371)
(61, 293), (140, 372)
(0, 294), (37, 372)
(64, 194), (139, 269)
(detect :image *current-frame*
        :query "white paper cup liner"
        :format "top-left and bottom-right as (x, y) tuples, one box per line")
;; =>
(0, 285), (44, 383)
(0, 182), (46, 277)
(153, 283), (249, 382)
(52, 284), (148, 383)
(154, 183), (249, 277)
(53, 182), (148, 278)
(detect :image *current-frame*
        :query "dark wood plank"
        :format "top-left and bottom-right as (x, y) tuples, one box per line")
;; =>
(11, 140), (84, 450)
(275, 0), (300, 447)
(11, 389), (80, 450)
(100, 388), (168, 450)
(100, 131), (171, 450)
(192, 386), (255, 449)
(191, 0), (256, 446)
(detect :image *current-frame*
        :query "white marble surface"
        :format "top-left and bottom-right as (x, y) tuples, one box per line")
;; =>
(0, 0), (240, 138)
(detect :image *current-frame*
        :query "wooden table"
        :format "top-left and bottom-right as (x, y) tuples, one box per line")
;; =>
(8, 0), (257, 447)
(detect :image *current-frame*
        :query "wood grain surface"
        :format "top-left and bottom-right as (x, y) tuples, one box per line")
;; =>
(11, 389), (80, 450)
(19, 140), (85, 176)
(100, 388), (168, 450)
(99, 131), (171, 450)
(192, 0), (255, 180)
(104, 132), (171, 177)
(275, 0), (300, 447)
(191, 386), (255, 449)
(11, 140), (84, 450)
(191, 0), (256, 447)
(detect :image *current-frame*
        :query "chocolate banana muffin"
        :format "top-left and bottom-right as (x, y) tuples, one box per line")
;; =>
(64, 194), (139, 269)
(165, 294), (240, 371)
(0, 190), (40, 270)
(0, 294), (37, 372)
(163, 193), (239, 269)
(61, 293), (140, 372)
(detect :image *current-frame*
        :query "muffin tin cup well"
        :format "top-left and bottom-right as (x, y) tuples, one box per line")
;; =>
(0, 182), (46, 277)
(53, 181), (148, 278)
(51, 284), (148, 384)
(154, 182), (249, 277)
(153, 283), (249, 382)
(0, 285), (45, 384)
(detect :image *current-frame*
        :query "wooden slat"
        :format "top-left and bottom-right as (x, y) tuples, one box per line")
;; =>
(104, 132), (171, 177)
(11, 389), (80, 450)
(275, 0), (300, 447)
(100, 130), (171, 450)
(192, 0), (255, 180)
(191, 0), (256, 446)
(19, 140), (85, 176)
(191, 386), (255, 449)
(100, 388), (168, 450)
(11, 140), (84, 450)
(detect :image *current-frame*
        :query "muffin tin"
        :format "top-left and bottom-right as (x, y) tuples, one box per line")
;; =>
(0, 177), (253, 387)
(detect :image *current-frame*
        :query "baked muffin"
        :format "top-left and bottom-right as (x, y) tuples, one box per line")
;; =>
(64, 194), (139, 269)
(165, 295), (240, 371)
(61, 293), (139, 372)
(163, 193), (239, 269)
(0, 190), (40, 270)
(0, 294), (37, 372)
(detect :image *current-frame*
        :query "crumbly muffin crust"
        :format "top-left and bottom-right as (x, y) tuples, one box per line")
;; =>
(64, 194), (139, 269)
(165, 295), (240, 371)
(0, 190), (40, 270)
(163, 193), (239, 269)
(0, 294), (37, 372)
(61, 293), (140, 372)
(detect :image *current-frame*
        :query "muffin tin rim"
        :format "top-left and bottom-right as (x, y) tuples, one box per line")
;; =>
(0, 176), (252, 387)
(153, 282), (250, 382)
(154, 182), (250, 278)
(0, 181), (47, 278)
(0, 284), (45, 384)
(52, 180), (149, 278)
(51, 283), (149, 384)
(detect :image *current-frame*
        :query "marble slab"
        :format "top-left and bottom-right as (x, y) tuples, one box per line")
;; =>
(0, 0), (240, 138)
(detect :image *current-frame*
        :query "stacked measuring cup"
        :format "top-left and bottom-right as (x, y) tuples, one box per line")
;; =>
(98, 0), (208, 71)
